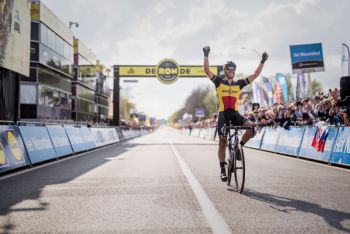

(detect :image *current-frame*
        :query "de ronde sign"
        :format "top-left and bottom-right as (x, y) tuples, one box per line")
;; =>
(289, 43), (325, 74)
(118, 59), (219, 84)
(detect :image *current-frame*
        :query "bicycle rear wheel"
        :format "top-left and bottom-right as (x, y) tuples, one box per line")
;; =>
(234, 144), (245, 193)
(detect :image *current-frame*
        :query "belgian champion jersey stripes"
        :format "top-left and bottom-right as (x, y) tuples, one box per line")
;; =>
(211, 75), (249, 112)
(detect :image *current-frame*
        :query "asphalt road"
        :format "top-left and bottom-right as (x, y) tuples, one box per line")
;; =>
(0, 126), (349, 233)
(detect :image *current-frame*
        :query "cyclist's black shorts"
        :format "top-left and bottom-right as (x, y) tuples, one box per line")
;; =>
(217, 109), (247, 137)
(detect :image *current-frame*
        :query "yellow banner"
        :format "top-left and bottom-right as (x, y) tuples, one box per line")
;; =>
(179, 66), (219, 77)
(119, 66), (156, 77)
(30, 2), (40, 20)
(119, 66), (219, 77)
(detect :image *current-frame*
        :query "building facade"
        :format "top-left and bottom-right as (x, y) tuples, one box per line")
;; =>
(72, 38), (97, 122)
(0, 0), (110, 123)
(20, 0), (74, 120)
(0, 0), (31, 121)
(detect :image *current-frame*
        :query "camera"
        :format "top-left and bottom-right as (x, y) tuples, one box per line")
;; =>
(336, 96), (350, 116)
(336, 95), (350, 107)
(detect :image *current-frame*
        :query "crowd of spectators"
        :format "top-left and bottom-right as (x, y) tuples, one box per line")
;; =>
(119, 118), (159, 131)
(185, 89), (350, 130)
(244, 88), (349, 128)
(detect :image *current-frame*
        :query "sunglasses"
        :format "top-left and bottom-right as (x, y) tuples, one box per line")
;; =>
(226, 67), (236, 71)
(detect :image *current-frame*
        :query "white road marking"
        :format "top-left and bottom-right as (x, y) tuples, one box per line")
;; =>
(169, 142), (231, 234)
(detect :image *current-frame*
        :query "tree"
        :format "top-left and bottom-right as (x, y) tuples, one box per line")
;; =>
(120, 95), (135, 120)
(168, 86), (211, 123)
(311, 80), (323, 95)
(203, 87), (217, 117)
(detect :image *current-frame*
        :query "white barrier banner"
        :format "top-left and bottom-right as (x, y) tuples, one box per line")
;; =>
(90, 128), (119, 147)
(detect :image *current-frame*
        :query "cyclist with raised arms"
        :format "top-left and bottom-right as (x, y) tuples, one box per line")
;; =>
(203, 46), (268, 182)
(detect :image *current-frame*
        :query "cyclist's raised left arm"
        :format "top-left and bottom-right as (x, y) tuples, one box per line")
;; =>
(246, 52), (268, 83)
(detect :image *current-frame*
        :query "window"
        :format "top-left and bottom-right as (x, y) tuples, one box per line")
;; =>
(20, 84), (37, 104)
(47, 28), (55, 50)
(45, 89), (54, 106)
(31, 22), (39, 41)
(64, 42), (70, 60)
(40, 23), (48, 45)
(38, 85), (45, 105)
(56, 37), (64, 57)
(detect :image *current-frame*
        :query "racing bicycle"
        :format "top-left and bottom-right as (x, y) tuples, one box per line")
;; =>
(224, 124), (254, 193)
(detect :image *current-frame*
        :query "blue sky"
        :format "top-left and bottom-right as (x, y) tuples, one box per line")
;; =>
(42, 0), (350, 119)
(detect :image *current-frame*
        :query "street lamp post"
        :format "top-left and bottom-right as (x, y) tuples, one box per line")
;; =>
(69, 21), (79, 29)
(341, 43), (350, 76)
(241, 47), (262, 105)
(241, 47), (261, 58)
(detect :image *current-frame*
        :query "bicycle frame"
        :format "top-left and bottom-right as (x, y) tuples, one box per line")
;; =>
(225, 125), (252, 153)
(224, 125), (253, 191)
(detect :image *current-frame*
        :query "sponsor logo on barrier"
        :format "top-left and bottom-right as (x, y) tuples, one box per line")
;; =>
(333, 137), (350, 154)
(51, 136), (70, 147)
(6, 130), (23, 162)
(0, 140), (7, 165)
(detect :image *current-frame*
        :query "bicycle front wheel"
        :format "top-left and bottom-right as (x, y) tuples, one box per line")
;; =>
(234, 144), (245, 193)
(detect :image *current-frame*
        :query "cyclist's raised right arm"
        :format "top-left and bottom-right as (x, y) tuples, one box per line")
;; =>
(203, 46), (215, 80)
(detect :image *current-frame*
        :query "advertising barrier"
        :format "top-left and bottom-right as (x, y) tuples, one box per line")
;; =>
(199, 128), (208, 139)
(115, 127), (125, 141)
(209, 127), (217, 140)
(19, 126), (57, 164)
(245, 127), (266, 149)
(79, 127), (96, 150)
(298, 127), (338, 162)
(260, 127), (280, 152)
(0, 125), (30, 173)
(46, 125), (73, 157)
(91, 128), (119, 147)
(191, 128), (200, 137)
(64, 126), (90, 153)
(275, 127), (305, 157)
(184, 125), (350, 168)
(329, 127), (350, 166)
(122, 129), (141, 140)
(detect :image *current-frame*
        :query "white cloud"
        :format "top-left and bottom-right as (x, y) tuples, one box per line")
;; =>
(41, 0), (350, 118)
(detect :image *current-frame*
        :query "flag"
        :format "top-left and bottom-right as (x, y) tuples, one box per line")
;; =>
(262, 77), (274, 107)
(291, 74), (297, 101)
(341, 44), (349, 76)
(311, 126), (329, 152)
(274, 82), (282, 104)
(253, 83), (263, 106)
(261, 87), (269, 107)
(276, 73), (288, 103)
(298, 73), (306, 98)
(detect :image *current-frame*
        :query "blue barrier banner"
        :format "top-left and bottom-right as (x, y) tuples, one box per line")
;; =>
(245, 128), (266, 149)
(209, 127), (216, 140)
(46, 125), (73, 157)
(122, 129), (141, 140)
(275, 127), (305, 157)
(19, 126), (57, 164)
(191, 128), (200, 137)
(64, 126), (90, 153)
(0, 125), (30, 173)
(79, 127), (96, 150)
(115, 127), (124, 141)
(329, 127), (350, 166)
(200, 128), (208, 139)
(90, 128), (119, 147)
(260, 127), (280, 152)
(298, 127), (337, 162)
